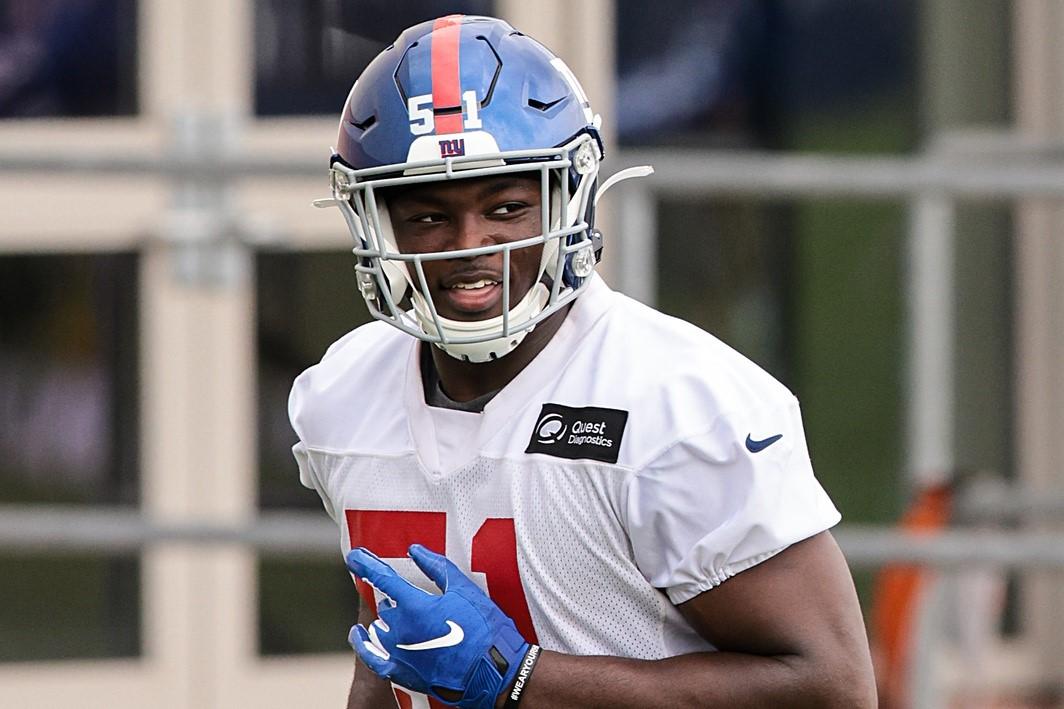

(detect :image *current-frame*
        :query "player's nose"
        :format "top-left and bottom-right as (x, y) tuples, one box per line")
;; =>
(451, 212), (496, 254)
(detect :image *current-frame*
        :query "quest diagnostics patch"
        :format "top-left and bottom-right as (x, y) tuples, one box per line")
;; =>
(525, 403), (628, 464)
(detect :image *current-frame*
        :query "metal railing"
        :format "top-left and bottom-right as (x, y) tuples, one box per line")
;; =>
(2, 504), (1063, 569)
(6, 141), (1064, 198)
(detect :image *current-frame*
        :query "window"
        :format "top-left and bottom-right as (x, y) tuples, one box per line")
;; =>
(0, 254), (138, 506)
(0, 253), (140, 660)
(0, 0), (138, 118)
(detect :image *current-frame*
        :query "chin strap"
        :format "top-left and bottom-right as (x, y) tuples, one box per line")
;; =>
(594, 165), (654, 206)
(413, 283), (551, 363)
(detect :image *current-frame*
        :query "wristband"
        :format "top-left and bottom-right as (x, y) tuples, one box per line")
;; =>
(503, 644), (541, 708)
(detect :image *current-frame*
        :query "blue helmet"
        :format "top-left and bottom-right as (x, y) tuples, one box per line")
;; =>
(319, 15), (629, 362)
(335, 16), (600, 173)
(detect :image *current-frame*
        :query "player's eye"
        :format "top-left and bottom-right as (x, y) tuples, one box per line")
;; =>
(489, 202), (528, 217)
(409, 212), (447, 224)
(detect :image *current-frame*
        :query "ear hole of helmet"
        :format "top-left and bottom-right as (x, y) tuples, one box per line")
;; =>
(345, 189), (410, 313)
(364, 194), (411, 308)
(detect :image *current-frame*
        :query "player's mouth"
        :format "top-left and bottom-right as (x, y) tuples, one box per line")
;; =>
(439, 277), (503, 316)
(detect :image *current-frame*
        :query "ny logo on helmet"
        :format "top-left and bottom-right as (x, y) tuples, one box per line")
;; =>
(439, 138), (466, 158)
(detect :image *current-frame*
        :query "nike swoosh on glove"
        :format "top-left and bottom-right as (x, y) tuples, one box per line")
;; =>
(346, 544), (530, 709)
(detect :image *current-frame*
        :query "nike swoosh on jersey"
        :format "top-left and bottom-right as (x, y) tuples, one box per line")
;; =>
(745, 433), (783, 453)
(396, 620), (465, 651)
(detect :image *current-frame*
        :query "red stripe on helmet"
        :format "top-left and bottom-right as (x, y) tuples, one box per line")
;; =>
(431, 15), (464, 135)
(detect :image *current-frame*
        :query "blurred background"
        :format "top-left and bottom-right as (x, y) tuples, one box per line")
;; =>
(0, 0), (1061, 707)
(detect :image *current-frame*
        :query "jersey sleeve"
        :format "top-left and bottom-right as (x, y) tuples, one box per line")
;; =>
(289, 360), (341, 526)
(292, 441), (340, 525)
(623, 395), (841, 605)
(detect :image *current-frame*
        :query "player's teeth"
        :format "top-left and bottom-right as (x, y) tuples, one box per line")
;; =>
(452, 280), (497, 290)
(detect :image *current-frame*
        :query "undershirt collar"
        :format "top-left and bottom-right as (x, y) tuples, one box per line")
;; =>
(419, 343), (499, 413)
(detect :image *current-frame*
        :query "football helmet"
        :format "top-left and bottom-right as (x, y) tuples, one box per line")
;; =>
(317, 15), (649, 362)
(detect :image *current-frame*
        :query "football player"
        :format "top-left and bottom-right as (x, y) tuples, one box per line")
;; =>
(292, 14), (876, 709)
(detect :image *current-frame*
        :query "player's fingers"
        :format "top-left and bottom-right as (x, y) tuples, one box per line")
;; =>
(346, 547), (415, 601)
(349, 624), (393, 678)
(375, 600), (400, 632)
(376, 594), (395, 616)
(407, 544), (458, 592)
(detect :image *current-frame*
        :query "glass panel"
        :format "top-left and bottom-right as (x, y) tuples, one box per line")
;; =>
(953, 206), (1013, 478)
(0, 254), (139, 504)
(0, 253), (140, 661)
(258, 557), (356, 656)
(256, 250), (369, 654)
(656, 198), (790, 380)
(0, 554), (139, 661)
(789, 199), (905, 527)
(616, 0), (916, 148)
(254, 0), (494, 116)
(0, 0), (138, 118)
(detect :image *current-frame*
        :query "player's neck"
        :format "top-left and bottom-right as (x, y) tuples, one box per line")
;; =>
(428, 304), (571, 403)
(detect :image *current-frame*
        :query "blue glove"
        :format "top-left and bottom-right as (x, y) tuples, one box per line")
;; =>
(346, 544), (530, 709)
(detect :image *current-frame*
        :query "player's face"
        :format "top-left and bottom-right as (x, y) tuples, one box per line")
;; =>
(387, 175), (544, 322)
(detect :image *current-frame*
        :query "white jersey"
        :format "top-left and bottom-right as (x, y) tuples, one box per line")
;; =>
(289, 274), (840, 699)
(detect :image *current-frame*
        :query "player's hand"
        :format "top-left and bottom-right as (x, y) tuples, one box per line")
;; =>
(346, 544), (530, 709)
